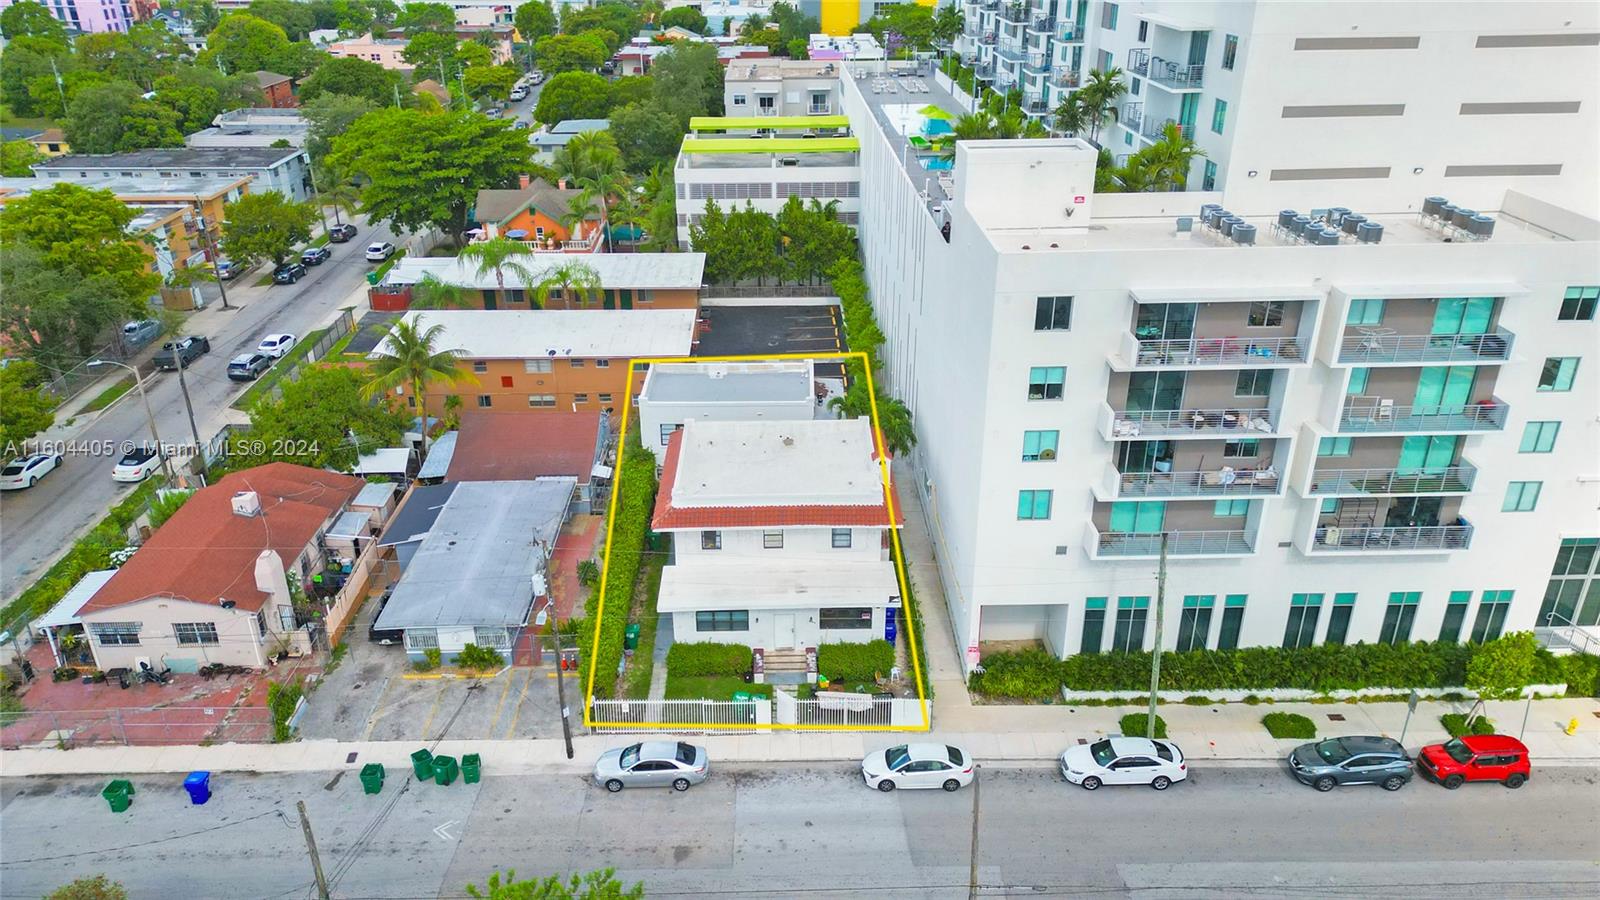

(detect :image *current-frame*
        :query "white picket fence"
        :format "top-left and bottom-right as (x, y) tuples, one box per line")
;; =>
(588, 694), (930, 733)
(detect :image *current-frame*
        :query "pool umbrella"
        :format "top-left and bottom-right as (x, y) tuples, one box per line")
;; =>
(919, 104), (953, 120)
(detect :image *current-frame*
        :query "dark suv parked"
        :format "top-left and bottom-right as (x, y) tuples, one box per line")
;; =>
(1288, 735), (1412, 792)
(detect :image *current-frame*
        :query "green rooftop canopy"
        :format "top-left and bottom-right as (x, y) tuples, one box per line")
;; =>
(688, 115), (851, 131)
(680, 137), (861, 154)
(918, 105), (953, 120)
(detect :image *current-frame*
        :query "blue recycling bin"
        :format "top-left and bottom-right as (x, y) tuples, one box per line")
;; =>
(184, 771), (212, 805)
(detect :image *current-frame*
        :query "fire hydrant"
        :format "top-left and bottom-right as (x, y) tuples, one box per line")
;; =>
(1566, 717), (1580, 736)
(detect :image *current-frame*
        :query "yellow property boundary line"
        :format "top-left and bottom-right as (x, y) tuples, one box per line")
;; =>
(584, 351), (930, 732)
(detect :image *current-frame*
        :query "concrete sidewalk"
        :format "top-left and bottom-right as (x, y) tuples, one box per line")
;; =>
(3, 696), (1595, 778)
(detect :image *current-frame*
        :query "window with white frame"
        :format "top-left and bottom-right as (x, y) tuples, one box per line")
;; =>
(405, 628), (439, 649)
(524, 359), (553, 373)
(763, 530), (784, 549)
(527, 394), (555, 407)
(831, 528), (852, 548)
(473, 626), (511, 649)
(660, 423), (681, 446)
(89, 622), (140, 646)
(1247, 301), (1284, 327)
(696, 610), (748, 632)
(701, 530), (722, 550)
(174, 622), (220, 645)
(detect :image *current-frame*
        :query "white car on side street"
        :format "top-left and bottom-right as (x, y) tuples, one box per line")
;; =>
(861, 743), (974, 792)
(1060, 737), (1188, 791)
(0, 453), (62, 490)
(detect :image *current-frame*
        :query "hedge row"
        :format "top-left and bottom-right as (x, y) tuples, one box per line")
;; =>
(968, 639), (1600, 702)
(818, 640), (894, 684)
(586, 433), (658, 699)
(0, 479), (160, 631)
(829, 257), (884, 370)
(666, 642), (753, 677)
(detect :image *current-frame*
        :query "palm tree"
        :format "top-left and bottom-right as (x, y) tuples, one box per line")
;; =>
(555, 130), (622, 183)
(940, 111), (996, 160)
(1052, 93), (1089, 137)
(993, 108), (1027, 139)
(408, 272), (472, 310)
(1078, 67), (1128, 146)
(1143, 121), (1208, 190)
(361, 315), (477, 455)
(317, 165), (362, 226)
(459, 236), (538, 304)
(562, 192), (601, 245)
(534, 261), (603, 309)
(578, 167), (628, 247)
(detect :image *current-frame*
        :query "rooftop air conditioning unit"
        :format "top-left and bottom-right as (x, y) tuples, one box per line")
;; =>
(1422, 196), (1448, 218)
(231, 491), (261, 517)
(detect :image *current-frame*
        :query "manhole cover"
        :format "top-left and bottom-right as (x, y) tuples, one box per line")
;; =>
(1327, 713), (1346, 722)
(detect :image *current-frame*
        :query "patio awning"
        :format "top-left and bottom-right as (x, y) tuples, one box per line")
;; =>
(36, 570), (116, 630)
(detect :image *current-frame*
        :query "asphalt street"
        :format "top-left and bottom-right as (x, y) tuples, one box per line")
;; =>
(1, 764), (1595, 899)
(0, 216), (399, 600)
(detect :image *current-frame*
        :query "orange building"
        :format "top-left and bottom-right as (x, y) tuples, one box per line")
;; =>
(371, 254), (706, 313)
(371, 309), (698, 414)
(474, 178), (603, 251)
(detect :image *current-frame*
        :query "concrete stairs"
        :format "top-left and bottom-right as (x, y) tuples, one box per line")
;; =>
(757, 648), (814, 686)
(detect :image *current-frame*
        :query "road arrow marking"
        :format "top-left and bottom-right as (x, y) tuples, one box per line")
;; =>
(433, 819), (459, 841)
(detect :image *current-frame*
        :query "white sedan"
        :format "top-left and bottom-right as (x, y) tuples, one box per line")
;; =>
(111, 447), (162, 483)
(861, 743), (974, 792)
(0, 453), (62, 490)
(257, 333), (296, 358)
(1060, 737), (1187, 791)
(365, 241), (396, 262)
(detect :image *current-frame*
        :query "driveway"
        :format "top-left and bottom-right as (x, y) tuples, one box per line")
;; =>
(297, 591), (565, 742)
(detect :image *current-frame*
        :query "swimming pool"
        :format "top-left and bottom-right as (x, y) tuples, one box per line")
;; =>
(919, 157), (954, 171)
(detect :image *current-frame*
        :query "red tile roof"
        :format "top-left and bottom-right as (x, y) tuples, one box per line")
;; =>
(651, 428), (903, 530)
(78, 463), (364, 615)
(446, 411), (603, 483)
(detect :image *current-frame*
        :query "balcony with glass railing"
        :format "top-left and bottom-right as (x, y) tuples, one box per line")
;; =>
(1023, 51), (1051, 73)
(1105, 465), (1284, 500)
(1304, 463), (1478, 496)
(1027, 13), (1052, 33)
(1334, 328), (1515, 366)
(1085, 522), (1257, 559)
(999, 2), (1028, 23)
(1309, 519), (1474, 553)
(996, 39), (1027, 63)
(1119, 102), (1144, 133)
(1058, 21), (1081, 42)
(1101, 403), (1281, 440)
(1116, 333), (1308, 369)
(1055, 69), (1081, 88)
(1337, 398), (1509, 433)
(1140, 116), (1194, 143)
(980, 31), (998, 45)
(1145, 55), (1205, 90)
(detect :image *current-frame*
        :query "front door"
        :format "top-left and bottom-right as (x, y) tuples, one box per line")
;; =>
(773, 614), (797, 650)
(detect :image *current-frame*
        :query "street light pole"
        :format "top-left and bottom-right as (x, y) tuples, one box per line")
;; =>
(87, 359), (175, 482)
(193, 200), (233, 310)
(1146, 532), (1169, 739)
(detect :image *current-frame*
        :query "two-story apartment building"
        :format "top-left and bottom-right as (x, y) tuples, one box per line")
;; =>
(369, 309), (697, 413)
(73, 465), (366, 672)
(653, 419), (903, 658)
(33, 147), (312, 203)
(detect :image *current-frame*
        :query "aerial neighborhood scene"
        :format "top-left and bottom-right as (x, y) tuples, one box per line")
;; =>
(1, 0), (1598, 897)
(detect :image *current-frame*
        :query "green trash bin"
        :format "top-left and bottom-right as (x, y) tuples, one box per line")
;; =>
(732, 691), (752, 703)
(102, 779), (134, 813)
(623, 623), (641, 650)
(461, 753), (481, 784)
(360, 763), (386, 795)
(432, 754), (459, 786)
(410, 749), (434, 780)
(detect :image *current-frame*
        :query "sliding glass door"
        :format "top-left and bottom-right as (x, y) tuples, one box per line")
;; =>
(1412, 366), (1475, 414)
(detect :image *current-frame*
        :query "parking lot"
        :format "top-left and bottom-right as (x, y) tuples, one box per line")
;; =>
(694, 305), (846, 376)
(295, 592), (564, 743)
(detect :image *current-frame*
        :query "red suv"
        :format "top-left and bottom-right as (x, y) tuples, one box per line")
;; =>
(1417, 734), (1530, 789)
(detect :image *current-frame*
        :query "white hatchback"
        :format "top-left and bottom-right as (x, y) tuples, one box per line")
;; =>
(257, 333), (296, 357)
(861, 743), (974, 792)
(365, 241), (396, 262)
(1060, 737), (1187, 791)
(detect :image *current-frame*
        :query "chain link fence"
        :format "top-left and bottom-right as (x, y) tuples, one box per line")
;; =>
(1, 705), (273, 749)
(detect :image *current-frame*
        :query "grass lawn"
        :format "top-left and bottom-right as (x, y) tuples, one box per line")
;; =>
(621, 557), (665, 700)
(253, 274), (275, 287)
(372, 248), (407, 280)
(663, 675), (771, 701)
(309, 232), (330, 248)
(0, 103), (51, 130)
(230, 328), (328, 411)
(82, 377), (134, 412)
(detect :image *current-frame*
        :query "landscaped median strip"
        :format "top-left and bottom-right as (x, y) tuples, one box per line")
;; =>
(229, 327), (329, 411)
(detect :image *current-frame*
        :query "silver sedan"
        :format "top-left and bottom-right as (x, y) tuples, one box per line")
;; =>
(593, 741), (710, 792)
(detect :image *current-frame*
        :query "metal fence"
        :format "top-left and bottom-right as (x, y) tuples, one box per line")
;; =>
(700, 284), (837, 299)
(253, 308), (358, 404)
(588, 698), (763, 732)
(1, 705), (273, 749)
(35, 338), (158, 404)
(589, 695), (929, 732)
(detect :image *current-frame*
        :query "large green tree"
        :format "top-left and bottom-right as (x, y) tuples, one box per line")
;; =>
(114, 99), (186, 151)
(151, 66), (264, 133)
(63, 82), (141, 154)
(650, 41), (723, 124)
(607, 102), (683, 173)
(560, 3), (639, 45)
(465, 868), (643, 900)
(237, 365), (408, 470)
(329, 107), (533, 246)
(394, 1), (454, 35)
(858, 3), (935, 53)
(0, 1), (65, 42)
(659, 7), (707, 35)
(74, 23), (187, 90)
(464, 64), (519, 102)
(514, 1), (557, 44)
(0, 140), (44, 177)
(221, 192), (317, 266)
(0, 360), (57, 456)
(0, 244), (137, 366)
(2, 37), (72, 117)
(298, 55), (402, 105)
(245, 0), (315, 41)
(532, 70), (610, 124)
(533, 33), (607, 73)
(203, 13), (322, 77)
(0, 183), (162, 308)
(303, 92), (378, 161)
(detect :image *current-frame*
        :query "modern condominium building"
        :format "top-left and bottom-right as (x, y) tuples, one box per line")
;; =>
(838, 47), (1600, 672)
(958, 0), (1599, 213)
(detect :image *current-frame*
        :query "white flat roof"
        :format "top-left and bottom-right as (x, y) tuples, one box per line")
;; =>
(657, 559), (900, 612)
(375, 310), (697, 360)
(384, 253), (705, 290)
(641, 361), (814, 403)
(672, 418), (883, 508)
(35, 570), (116, 630)
(351, 448), (410, 475)
(352, 481), (397, 508)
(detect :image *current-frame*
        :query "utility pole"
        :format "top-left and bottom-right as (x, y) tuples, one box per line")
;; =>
(1146, 532), (1169, 739)
(174, 349), (204, 460)
(296, 801), (331, 900)
(87, 359), (175, 482)
(306, 164), (330, 235)
(48, 57), (66, 117)
(548, 600), (575, 759)
(193, 201), (233, 310)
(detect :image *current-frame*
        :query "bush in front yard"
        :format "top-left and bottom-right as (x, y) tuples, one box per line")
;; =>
(966, 649), (1061, 701)
(818, 640), (894, 684)
(1440, 713), (1496, 737)
(1120, 713), (1166, 739)
(586, 433), (659, 698)
(666, 642), (752, 677)
(1262, 712), (1317, 740)
(455, 643), (504, 671)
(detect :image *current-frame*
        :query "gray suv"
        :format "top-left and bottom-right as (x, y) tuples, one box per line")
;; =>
(1288, 735), (1412, 792)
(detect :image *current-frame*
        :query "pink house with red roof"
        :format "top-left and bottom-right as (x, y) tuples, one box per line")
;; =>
(652, 418), (902, 665)
(76, 464), (365, 672)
